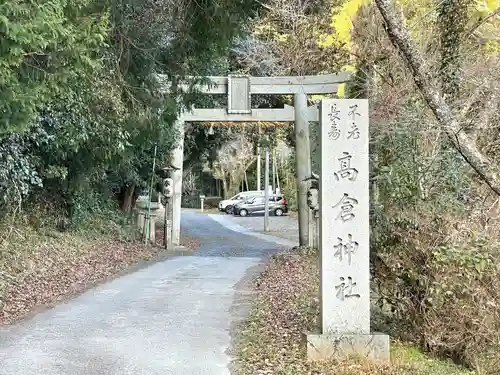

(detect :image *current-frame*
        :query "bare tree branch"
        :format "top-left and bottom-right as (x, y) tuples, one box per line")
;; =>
(374, 0), (500, 196)
(465, 7), (500, 39)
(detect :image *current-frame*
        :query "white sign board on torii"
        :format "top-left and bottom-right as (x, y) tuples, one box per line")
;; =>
(158, 72), (350, 250)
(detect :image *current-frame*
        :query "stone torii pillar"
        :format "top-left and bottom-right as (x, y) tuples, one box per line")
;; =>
(161, 73), (350, 247)
(170, 116), (184, 247)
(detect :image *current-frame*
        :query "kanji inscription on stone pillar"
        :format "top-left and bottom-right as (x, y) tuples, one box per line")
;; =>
(319, 99), (370, 334)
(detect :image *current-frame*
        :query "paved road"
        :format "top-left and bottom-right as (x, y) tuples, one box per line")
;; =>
(214, 212), (302, 244)
(0, 211), (289, 375)
(206, 209), (310, 245)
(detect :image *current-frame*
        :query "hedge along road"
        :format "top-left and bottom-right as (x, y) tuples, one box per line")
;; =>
(0, 210), (297, 375)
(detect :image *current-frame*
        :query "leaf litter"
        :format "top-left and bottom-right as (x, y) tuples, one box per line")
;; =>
(232, 247), (473, 375)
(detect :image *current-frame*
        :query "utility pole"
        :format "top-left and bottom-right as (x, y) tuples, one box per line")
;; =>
(276, 150), (281, 194)
(256, 124), (261, 191)
(294, 91), (312, 246)
(264, 147), (270, 232)
(272, 149), (276, 193)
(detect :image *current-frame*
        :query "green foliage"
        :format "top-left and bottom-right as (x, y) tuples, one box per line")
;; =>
(0, 131), (43, 207)
(0, 0), (109, 133)
(371, 101), (472, 210)
(0, 0), (260, 227)
(374, 214), (500, 371)
(184, 123), (235, 170)
(69, 187), (118, 228)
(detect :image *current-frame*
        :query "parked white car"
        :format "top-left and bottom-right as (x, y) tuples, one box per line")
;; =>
(218, 191), (265, 214)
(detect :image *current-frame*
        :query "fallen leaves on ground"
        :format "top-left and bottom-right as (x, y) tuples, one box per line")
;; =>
(181, 234), (201, 250)
(232, 248), (473, 375)
(1, 227), (200, 326)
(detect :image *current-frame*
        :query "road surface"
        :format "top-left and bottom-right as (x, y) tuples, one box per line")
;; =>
(0, 210), (295, 375)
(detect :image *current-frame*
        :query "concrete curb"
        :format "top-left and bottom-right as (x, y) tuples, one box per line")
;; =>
(207, 214), (298, 248)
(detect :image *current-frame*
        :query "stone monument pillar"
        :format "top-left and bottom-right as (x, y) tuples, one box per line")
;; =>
(305, 99), (389, 361)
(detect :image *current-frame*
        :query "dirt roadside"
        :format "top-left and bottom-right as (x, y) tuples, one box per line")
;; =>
(0, 228), (199, 326)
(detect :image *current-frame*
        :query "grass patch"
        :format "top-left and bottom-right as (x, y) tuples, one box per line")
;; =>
(232, 248), (475, 375)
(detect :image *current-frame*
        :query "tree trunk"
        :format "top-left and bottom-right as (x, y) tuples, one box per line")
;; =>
(375, 0), (500, 196)
(121, 182), (136, 212)
(223, 177), (229, 199)
(228, 178), (234, 199)
(228, 175), (239, 198)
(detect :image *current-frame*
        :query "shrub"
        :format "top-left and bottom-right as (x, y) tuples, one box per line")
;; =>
(368, 112), (500, 373)
(372, 206), (500, 373)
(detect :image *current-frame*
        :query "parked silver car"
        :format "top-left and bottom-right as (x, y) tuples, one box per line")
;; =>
(218, 190), (264, 214)
(232, 195), (288, 217)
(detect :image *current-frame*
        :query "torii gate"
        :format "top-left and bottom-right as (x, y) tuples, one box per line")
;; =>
(160, 73), (351, 247)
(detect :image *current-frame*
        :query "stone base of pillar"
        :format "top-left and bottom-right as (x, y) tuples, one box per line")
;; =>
(164, 245), (193, 256)
(304, 332), (390, 362)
